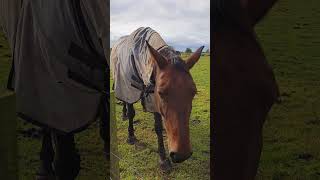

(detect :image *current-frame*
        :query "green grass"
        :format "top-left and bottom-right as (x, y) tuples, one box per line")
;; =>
(111, 55), (210, 179)
(0, 94), (18, 180)
(0, 32), (11, 96)
(256, 0), (320, 179)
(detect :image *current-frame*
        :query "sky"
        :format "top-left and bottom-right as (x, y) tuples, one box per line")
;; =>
(110, 0), (210, 52)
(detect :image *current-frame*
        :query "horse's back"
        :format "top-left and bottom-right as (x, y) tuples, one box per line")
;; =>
(110, 36), (129, 80)
(110, 27), (165, 104)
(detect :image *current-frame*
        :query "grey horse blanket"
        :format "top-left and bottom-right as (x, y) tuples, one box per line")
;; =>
(111, 27), (178, 112)
(0, 0), (109, 133)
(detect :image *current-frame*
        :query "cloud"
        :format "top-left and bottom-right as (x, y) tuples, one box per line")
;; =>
(110, 0), (210, 51)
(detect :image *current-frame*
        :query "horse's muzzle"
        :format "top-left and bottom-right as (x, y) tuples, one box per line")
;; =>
(169, 151), (193, 163)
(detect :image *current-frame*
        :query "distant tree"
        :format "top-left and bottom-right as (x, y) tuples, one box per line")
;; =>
(185, 48), (192, 53)
(206, 48), (210, 53)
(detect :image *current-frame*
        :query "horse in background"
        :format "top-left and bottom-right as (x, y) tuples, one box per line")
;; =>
(212, 0), (279, 179)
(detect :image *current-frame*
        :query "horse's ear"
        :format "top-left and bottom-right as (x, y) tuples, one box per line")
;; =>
(185, 46), (205, 70)
(146, 41), (168, 69)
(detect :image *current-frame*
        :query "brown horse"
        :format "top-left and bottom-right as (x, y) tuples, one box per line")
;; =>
(111, 27), (204, 171)
(147, 42), (203, 162)
(212, 0), (279, 179)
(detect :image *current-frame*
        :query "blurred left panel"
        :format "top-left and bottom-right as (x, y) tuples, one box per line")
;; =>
(0, 0), (21, 179)
(0, 0), (113, 179)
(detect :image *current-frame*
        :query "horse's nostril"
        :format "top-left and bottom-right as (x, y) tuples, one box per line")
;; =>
(169, 152), (176, 160)
(170, 152), (192, 163)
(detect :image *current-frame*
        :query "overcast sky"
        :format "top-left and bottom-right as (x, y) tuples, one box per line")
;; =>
(110, 0), (210, 52)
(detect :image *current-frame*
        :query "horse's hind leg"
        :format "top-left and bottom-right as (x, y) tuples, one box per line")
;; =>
(126, 103), (137, 144)
(154, 113), (171, 172)
(122, 101), (128, 120)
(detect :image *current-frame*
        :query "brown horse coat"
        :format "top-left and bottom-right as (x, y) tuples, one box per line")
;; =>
(212, 0), (279, 179)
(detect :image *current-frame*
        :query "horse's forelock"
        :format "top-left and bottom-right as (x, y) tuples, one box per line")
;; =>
(158, 47), (188, 73)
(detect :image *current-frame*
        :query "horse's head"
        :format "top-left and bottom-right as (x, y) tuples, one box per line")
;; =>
(147, 42), (204, 163)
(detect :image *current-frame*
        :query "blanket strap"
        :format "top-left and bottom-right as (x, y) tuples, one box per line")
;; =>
(129, 44), (168, 98)
(130, 53), (155, 98)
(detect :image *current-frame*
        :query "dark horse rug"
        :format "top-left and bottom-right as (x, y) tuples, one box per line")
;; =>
(111, 27), (175, 112)
(0, 0), (109, 133)
(212, 0), (225, 30)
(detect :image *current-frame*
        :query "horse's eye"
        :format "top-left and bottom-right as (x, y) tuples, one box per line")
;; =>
(158, 91), (168, 98)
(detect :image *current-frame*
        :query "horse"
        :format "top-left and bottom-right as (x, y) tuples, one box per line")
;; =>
(0, 0), (109, 179)
(111, 27), (204, 171)
(212, 0), (280, 179)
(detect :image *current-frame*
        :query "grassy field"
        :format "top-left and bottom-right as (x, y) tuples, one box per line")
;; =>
(256, 0), (320, 179)
(110, 54), (210, 179)
(0, 33), (11, 96)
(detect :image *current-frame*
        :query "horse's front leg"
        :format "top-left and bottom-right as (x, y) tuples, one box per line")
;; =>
(154, 113), (171, 172)
(126, 103), (137, 144)
(36, 129), (54, 180)
(52, 132), (80, 180)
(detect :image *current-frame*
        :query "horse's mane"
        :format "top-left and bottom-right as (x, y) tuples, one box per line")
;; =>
(158, 46), (188, 72)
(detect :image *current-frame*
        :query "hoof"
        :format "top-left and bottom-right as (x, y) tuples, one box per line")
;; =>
(159, 159), (171, 173)
(127, 136), (137, 145)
